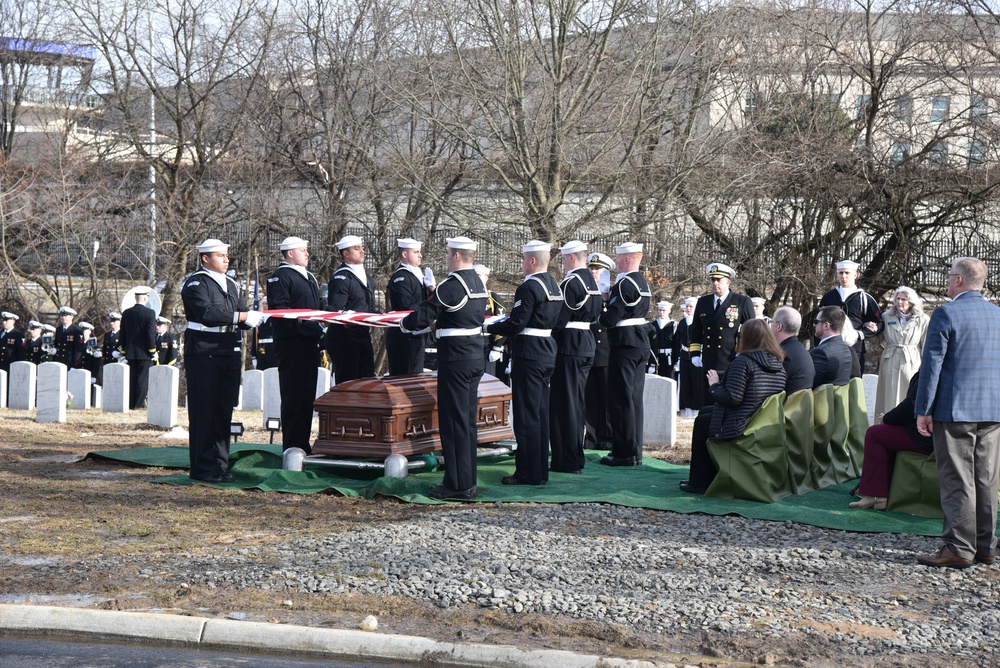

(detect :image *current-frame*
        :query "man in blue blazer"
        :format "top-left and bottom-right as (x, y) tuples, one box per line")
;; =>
(915, 257), (1000, 569)
(810, 306), (853, 388)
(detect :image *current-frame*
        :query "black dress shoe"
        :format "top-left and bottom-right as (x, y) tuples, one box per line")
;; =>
(679, 480), (706, 494)
(600, 455), (638, 467)
(220, 473), (236, 483)
(428, 485), (478, 500)
(191, 475), (223, 483)
(550, 468), (583, 474)
(501, 475), (545, 486)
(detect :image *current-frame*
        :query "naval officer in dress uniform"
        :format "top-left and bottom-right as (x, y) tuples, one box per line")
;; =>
(400, 237), (487, 500)
(326, 234), (378, 383)
(54, 306), (86, 369)
(101, 312), (122, 368)
(119, 287), (158, 409)
(267, 236), (324, 454)
(549, 240), (602, 474)
(649, 301), (676, 377)
(1, 311), (24, 374)
(22, 321), (45, 365)
(584, 252), (613, 450)
(155, 316), (179, 366)
(674, 296), (703, 416)
(181, 238), (267, 483)
(599, 242), (652, 467)
(818, 259), (883, 363)
(386, 237), (435, 375)
(689, 262), (755, 407)
(487, 240), (563, 486)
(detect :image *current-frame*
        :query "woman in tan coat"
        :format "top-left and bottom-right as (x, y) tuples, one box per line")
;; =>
(874, 286), (928, 420)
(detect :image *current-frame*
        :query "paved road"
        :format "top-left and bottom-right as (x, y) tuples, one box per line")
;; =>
(0, 635), (410, 668)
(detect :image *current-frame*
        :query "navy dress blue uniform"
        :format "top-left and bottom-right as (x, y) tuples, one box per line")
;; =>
(23, 335), (45, 364)
(689, 292), (754, 407)
(549, 268), (602, 473)
(267, 261), (324, 453)
(119, 303), (158, 409)
(401, 269), (487, 495)
(584, 305), (612, 450)
(101, 329), (120, 366)
(1, 325), (24, 373)
(181, 268), (251, 481)
(819, 287), (883, 359)
(253, 318), (278, 370)
(674, 317), (703, 411)
(54, 323), (86, 368)
(599, 272), (652, 463)
(157, 331), (179, 366)
(650, 320), (676, 378)
(483, 291), (508, 382)
(386, 265), (428, 375)
(327, 264), (378, 383)
(488, 273), (563, 485)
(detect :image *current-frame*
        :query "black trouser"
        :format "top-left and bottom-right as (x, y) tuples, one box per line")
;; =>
(688, 407), (717, 489)
(549, 353), (593, 473)
(128, 358), (153, 409)
(332, 331), (375, 384)
(678, 357), (703, 410)
(438, 357), (485, 492)
(511, 356), (555, 484)
(277, 336), (321, 454)
(608, 346), (646, 460)
(584, 365), (611, 450)
(186, 352), (241, 480)
(385, 329), (424, 375)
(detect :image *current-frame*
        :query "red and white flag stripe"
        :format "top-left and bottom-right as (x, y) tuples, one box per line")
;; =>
(262, 308), (412, 328)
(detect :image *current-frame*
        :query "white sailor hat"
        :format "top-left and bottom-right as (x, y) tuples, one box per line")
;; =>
(335, 234), (364, 250)
(42, 324), (56, 333)
(587, 252), (613, 270)
(396, 237), (422, 250)
(133, 286), (151, 296)
(559, 240), (588, 255)
(279, 236), (308, 251)
(79, 322), (94, 331)
(522, 240), (552, 253)
(751, 297), (766, 305)
(58, 306), (78, 316)
(1, 311), (17, 320)
(197, 238), (229, 253)
(615, 241), (643, 255)
(109, 312), (122, 321)
(835, 260), (860, 271)
(446, 236), (478, 251)
(684, 296), (698, 306)
(473, 264), (491, 276)
(656, 301), (673, 310)
(28, 320), (43, 329)
(156, 316), (171, 325)
(706, 262), (736, 280)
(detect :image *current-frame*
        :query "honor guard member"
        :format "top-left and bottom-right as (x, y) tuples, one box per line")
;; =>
(400, 236), (487, 500)
(119, 287), (158, 409)
(584, 252), (613, 450)
(674, 297), (703, 417)
(54, 306), (86, 368)
(1, 311), (24, 373)
(252, 297), (278, 370)
(598, 242), (652, 466)
(40, 324), (57, 363)
(818, 259), (883, 362)
(267, 236), (324, 454)
(689, 262), (755, 407)
(22, 321), (46, 364)
(487, 240), (563, 486)
(101, 312), (122, 366)
(549, 240), (602, 475)
(386, 238), (434, 375)
(751, 297), (772, 323)
(78, 322), (101, 378)
(649, 301), (676, 377)
(475, 264), (509, 383)
(326, 234), (378, 383)
(155, 316), (179, 366)
(182, 238), (267, 483)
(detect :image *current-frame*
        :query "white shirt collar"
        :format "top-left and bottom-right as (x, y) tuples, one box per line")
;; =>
(818, 334), (839, 345)
(203, 267), (230, 292)
(400, 262), (423, 281)
(837, 285), (860, 300)
(345, 263), (368, 286)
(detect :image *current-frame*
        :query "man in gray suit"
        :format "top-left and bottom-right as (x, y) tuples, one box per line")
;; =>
(915, 257), (1000, 569)
(810, 306), (852, 388)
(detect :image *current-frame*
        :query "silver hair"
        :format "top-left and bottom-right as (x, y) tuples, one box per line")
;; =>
(893, 286), (924, 314)
(772, 306), (802, 336)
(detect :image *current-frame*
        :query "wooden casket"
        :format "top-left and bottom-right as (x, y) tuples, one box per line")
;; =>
(313, 373), (513, 457)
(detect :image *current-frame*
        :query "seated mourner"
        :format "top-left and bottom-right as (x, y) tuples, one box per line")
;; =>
(680, 319), (787, 494)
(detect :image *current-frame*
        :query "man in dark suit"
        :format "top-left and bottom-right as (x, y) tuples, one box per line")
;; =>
(770, 306), (815, 393)
(810, 306), (853, 388)
(689, 262), (755, 406)
(915, 257), (1000, 569)
(386, 237), (433, 375)
(119, 287), (158, 409)
(327, 234), (378, 384)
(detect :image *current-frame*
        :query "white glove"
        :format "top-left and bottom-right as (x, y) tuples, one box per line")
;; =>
(673, 361), (680, 372)
(251, 358), (258, 369)
(489, 349), (503, 363)
(93, 350), (102, 358)
(504, 361), (512, 375)
(244, 310), (267, 328)
(423, 267), (436, 289)
(151, 351), (159, 363)
(112, 350), (122, 360)
(691, 356), (703, 368)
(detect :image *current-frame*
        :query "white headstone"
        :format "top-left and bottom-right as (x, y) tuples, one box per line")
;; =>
(91, 384), (102, 410)
(242, 369), (264, 411)
(0, 369), (6, 409)
(147, 365), (180, 428)
(315, 367), (331, 400)
(102, 362), (130, 413)
(862, 373), (879, 425)
(643, 374), (677, 446)
(234, 384), (243, 410)
(262, 367), (281, 424)
(36, 361), (67, 423)
(67, 369), (92, 410)
(8, 361), (36, 410)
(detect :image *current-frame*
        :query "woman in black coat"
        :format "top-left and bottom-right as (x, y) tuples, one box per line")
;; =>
(681, 319), (787, 493)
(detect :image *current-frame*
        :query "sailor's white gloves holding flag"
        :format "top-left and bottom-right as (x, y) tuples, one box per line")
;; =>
(243, 310), (268, 328)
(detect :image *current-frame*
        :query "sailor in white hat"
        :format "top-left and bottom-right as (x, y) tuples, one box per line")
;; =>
(120, 286), (158, 409)
(400, 235), (490, 500)
(597, 241), (652, 467)
(386, 237), (434, 375)
(267, 236), (323, 453)
(54, 306), (86, 368)
(486, 239), (564, 486)
(584, 252), (614, 451)
(327, 234), (378, 384)
(182, 237), (267, 484)
(155, 316), (179, 366)
(751, 297), (772, 323)
(818, 259), (883, 359)
(474, 263), (508, 382)
(22, 320), (46, 364)
(549, 240), (603, 474)
(101, 312), (122, 366)
(650, 301), (677, 378)
(675, 296), (703, 416)
(687, 260), (754, 407)
(1, 311), (24, 373)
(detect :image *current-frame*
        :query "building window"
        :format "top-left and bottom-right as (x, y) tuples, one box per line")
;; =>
(745, 92), (762, 118)
(893, 96), (913, 123)
(971, 95), (988, 120)
(969, 140), (986, 167)
(931, 96), (950, 122)
(891, 141), (910, 165)
(929, 141), (948, 165)
(855, 94), (871, 119)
